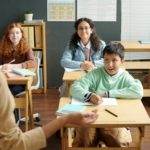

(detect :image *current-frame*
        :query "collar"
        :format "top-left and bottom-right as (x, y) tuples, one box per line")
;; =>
(102, 67), (125, 78)
(78, 41), (91, 50)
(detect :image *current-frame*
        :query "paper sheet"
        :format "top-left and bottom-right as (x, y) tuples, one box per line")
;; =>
(72, 97), (117, 106)
(64, 68), (82, 72)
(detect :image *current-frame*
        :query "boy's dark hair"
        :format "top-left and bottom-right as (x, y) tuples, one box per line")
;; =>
(103, 42), (125, 60)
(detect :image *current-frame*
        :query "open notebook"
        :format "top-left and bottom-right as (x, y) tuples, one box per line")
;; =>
(72, 98), (118, 106)
(12, 68), (35, 77)
(56, 104), (86, 116)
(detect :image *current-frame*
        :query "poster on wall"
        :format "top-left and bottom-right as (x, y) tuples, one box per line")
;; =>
(77, 0), (116, 21)
(47, 0), (116, 21)
(47, 0), (75, 21)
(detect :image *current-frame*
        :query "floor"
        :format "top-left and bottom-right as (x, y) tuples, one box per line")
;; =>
(33, 89), (61, 150)
(30, 89), (150, 150)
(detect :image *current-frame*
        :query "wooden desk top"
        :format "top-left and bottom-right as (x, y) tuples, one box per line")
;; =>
(63, 70), (86, 82)
(119, 41), (150, 52)
(59, 97), (150, 128)
(63, 61), (150, 82)
(7, 76), (33, 90)
(7, 76), (33, 84)
(63, 62), (150, 82)
(123, 61), (150, 69)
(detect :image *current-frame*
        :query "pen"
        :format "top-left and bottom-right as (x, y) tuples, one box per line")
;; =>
(84, 69), (89, 73)
(105, 109), (118, 117)
(8, 59), (15, 64)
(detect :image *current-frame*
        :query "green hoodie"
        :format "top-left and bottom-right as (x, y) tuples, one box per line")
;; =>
(71, 66), (143, 102)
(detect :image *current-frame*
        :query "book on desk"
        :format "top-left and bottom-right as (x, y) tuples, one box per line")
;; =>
(56, 104), (86, 116)
(12, 68), (35, 77)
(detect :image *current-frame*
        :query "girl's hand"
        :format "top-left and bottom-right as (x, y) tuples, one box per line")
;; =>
(2, 64), (14, 72)
(2, 64), (22, 72)
(80, 61), (94, 71)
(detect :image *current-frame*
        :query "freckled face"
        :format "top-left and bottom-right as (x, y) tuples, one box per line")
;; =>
(104, 53), (123, 75)
(77, 21), (92, 43)
(9, 27), (22, 46)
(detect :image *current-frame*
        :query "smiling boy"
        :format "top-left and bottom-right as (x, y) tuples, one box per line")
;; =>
(70, 41), (143, 147)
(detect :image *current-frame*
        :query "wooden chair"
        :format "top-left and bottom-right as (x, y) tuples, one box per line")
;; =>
(15, 57), (40, 130)
(16, 57), (41, 95)
(15, 92), (29, 131)
(9, 76), (33, 131)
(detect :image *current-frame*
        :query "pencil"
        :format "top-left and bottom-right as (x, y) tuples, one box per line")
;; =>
(105, 109), (118, 117)
(8, 59), (15, 64)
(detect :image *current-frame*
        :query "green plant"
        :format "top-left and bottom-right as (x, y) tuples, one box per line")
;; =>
(25, 10), (33, 14)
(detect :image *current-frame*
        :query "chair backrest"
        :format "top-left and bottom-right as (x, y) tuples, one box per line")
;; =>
(31, 57), (40, 90)
(15, 57), (40, 97)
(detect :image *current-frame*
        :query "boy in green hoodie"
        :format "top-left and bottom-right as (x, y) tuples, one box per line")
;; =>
(71, 41), (143, 147)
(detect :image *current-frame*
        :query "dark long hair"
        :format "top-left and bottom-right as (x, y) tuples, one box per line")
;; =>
(69, 18), (101, 51)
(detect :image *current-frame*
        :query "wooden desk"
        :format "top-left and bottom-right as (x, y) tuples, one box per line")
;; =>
(119, 41), (150, 52)
(63, 70), (86, 95)
(7, 76), (34, 131)
(123, 61), (150, 69)
(59, 97), (150, 150)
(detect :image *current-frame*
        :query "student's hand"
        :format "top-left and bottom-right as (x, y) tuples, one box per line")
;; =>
(66, 110), (98, 126)
(80, 61), (94, 71)
(90, 93), (103, 105)
(2, 64), (22, 72)
(2, 64), (14, 72)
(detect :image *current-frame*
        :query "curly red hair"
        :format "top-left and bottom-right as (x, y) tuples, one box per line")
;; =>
(0, 22), (31, 57)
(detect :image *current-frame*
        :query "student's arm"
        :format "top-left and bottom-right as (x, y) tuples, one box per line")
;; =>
(93, 40), (106, 67)
(22, 49), (37, 68)
(1, 49), (36, 71)
(61, 45), (83, 69)
(70, 70), (98, 102)
(109, 72), (143, 99)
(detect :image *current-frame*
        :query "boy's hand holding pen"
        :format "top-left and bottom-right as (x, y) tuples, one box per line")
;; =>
(90, 93), (103, 105)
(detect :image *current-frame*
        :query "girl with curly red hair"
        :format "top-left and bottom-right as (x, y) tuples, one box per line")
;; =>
(0, 22), (36, 70)
(0, 22), (37, 121)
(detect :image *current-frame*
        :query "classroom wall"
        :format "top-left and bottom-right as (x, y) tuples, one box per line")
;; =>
(0, 0), (121, 88)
